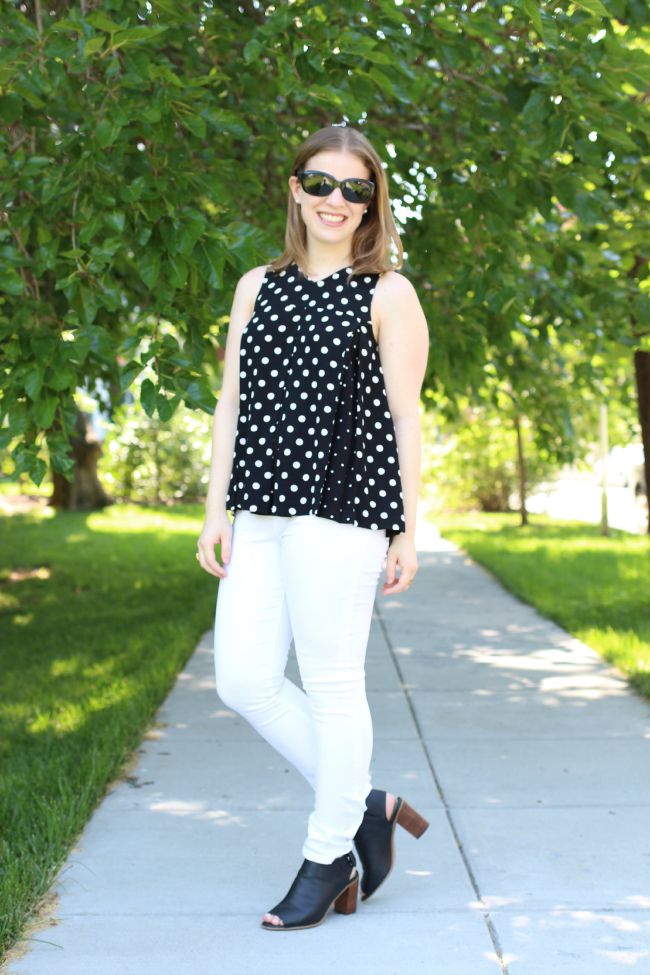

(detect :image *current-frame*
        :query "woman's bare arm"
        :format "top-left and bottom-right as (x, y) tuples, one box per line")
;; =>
(372, 270), (430, 594)
(198, 264), (268, 577)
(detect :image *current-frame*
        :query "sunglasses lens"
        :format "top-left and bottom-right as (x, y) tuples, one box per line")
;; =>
(342, 179), (374, 204)
(343, 179), (374, 203)
(300, 172), (335, 197)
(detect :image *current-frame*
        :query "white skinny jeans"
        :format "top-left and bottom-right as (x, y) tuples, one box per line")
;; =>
(213, 509), (390, 864)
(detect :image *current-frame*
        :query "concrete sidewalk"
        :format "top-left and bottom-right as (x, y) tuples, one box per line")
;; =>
(4, 520), (650, 974)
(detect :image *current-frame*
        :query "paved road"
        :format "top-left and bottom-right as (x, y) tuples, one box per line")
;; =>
(4, 519), (650, 974)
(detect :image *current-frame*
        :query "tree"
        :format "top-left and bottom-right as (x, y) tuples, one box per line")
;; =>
(1, 0), (648, 519)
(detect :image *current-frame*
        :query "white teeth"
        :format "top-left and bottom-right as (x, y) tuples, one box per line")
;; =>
(318, 213), (346, 224)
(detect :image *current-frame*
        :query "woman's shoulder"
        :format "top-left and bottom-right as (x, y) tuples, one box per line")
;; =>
(377, 264), (410, 281)
(225, 264), (272, 330)
(375, 267), (418, 301)
(234, 263), (272, 311)
(238, 263), (272, 291)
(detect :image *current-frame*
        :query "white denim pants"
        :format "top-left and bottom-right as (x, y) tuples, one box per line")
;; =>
(213, 509), (390, 864)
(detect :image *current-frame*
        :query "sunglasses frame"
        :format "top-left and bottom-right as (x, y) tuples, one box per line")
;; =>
(296, 169), (376, 205)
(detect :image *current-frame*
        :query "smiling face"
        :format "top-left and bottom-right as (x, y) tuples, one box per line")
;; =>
(289, 149), (372, 247)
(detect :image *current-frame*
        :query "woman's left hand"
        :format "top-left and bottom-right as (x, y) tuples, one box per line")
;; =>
(382, 534), (418, 596)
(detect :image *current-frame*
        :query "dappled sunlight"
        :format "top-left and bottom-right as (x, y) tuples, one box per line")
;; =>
(602, 950), (650, 966)
(84, 506), (202, 536)
(8, 613), (33, 626)
(461, 648), (604, 669)
(565, 910), (645, 933)
(393, 641), (633, 699)
(6, 565), (51, 581)
(470, 894), (524, 909)
(537, 674), (627, 692)
(27, 681), (138, 735)
(175, 672), (219, 693)
(65, 533), (90, 544)
(479, 907), (650, 968)
(623, 896), (650, 909)
(148, 800), (246, 826)
(50, 657), (83, 678)
(52, 656), (123, 680)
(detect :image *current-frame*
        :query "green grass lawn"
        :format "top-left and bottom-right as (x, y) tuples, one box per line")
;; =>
(435, 511), (650, 699)
(0, 501), (218, 961)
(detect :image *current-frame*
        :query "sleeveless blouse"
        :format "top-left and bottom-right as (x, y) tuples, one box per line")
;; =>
(225, 260), (406, 542)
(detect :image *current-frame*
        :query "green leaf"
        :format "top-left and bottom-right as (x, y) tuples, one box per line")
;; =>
(96, 119), (122, 148)
(572, 0), (610, 16)
(597, 123), (638, 151)
(184, 377), (216, 412)
(23, 156), (52, 175)
(86, 12), (124, 32)
(0, 269), (25, 296)
(139, 250), (161, 289)
(45, 367), (75, 392)
(111, 25), (168, 49)
(33, 395), (57, 429)
(196, 241), (225, 289)
(83, 36), (106, 57)
(308, 84), (346, 110)
(141, 104), (162, 122)
(0, 94), (22, 123)
(49, 18), (84, 34)
(243, 39), (262, 63)
(538, 8), (559, 47)
(25, 367), (44, 401)
(150, 0), (178, 15)
(119, 360), (142, 392)
(46, 437), (76, 477)
(521, 90), (549, 124)
(182, 114), (206, 139)
(105, 211), (126, 232)
(75, 325), (115, 362)
(167, 255), (188, 289)
(13, 83), (44, 109)
(140, 378), (157, 416)
(156, 393), (174, 421)
(520, 0), (543, 37)
(176, 216), (205, 256)
(12, 446), (48, 485)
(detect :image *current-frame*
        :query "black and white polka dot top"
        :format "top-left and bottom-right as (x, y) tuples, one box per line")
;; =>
(225, 260), (406, 541)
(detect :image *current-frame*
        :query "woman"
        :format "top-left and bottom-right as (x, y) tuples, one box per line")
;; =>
(197, 125), (430, 931)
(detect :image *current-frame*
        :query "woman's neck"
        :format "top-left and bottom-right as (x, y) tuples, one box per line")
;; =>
(300, 252), (353, 280)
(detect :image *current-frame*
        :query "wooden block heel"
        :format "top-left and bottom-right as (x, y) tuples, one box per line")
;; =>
(354, 789), (430, 902)
(334, 874), (359, 915)
(395, 799), (430, 839)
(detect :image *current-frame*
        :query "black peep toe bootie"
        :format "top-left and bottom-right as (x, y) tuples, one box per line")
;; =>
(261, 850), (359, 931)
(353, 789), (430, 901)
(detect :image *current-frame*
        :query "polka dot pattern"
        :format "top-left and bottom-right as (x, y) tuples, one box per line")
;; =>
(225, 260), (406, 541)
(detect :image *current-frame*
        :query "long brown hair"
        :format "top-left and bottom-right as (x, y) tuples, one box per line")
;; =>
(267, 125), (403, 283)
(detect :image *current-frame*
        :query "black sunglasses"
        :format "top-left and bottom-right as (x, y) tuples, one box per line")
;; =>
(296, 169), (375, 205)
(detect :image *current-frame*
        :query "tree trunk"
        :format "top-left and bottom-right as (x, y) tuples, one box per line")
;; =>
(634, 349), (650, 535)
(514, 413), (528, 526)
(50, 409), (114, 511)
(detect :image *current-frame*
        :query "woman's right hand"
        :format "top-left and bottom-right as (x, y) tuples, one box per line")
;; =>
(197, 510), (233, 579)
